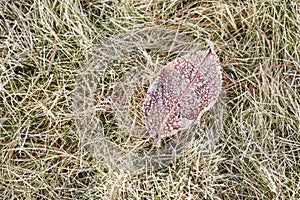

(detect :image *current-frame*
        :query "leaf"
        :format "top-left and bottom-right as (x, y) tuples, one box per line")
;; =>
(143, 41), (222, 147)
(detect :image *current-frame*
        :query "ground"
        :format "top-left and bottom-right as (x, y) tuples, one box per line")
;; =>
(0, 0), (299, 199)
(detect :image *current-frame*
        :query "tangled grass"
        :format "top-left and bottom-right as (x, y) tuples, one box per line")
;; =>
(1, 0), (299, 199)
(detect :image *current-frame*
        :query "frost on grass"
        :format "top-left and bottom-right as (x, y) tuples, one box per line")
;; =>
(75, 27), (225, 173)
(143, 42), (222, 147)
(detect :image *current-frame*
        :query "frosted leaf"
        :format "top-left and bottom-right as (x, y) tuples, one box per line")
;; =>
(75, 27), (226, 173)
(143, 41), (222, 147)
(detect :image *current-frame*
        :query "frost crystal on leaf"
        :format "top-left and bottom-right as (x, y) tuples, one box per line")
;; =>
(143, 41), (222, 147)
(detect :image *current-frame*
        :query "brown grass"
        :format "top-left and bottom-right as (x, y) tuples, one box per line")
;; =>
(1, 0), (299, 199)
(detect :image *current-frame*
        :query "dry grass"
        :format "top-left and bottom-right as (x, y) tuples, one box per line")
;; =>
(1, 0), (300, 199)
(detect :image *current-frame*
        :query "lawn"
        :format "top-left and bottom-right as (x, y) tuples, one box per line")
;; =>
(1, 0), (299, 199)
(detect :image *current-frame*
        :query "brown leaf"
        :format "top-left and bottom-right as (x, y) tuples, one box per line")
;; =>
(143, 41), (222, 147)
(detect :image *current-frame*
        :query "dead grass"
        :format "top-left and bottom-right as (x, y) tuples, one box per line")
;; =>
(1, 0), (300, 199)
